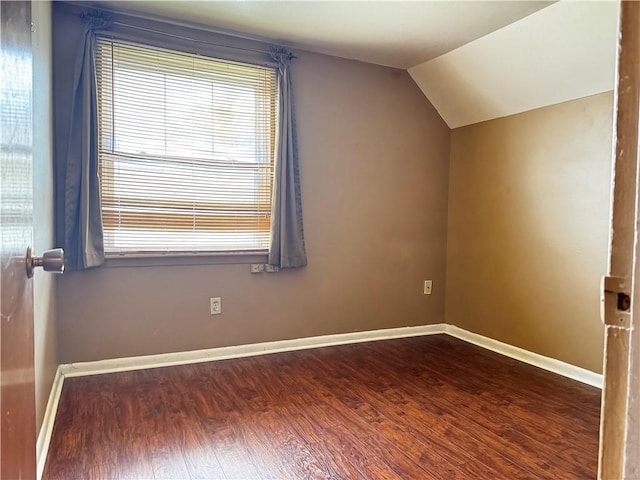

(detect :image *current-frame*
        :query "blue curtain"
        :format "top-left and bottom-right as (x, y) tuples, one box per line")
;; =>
(268, 48), (308, 268)
(56, 10), (112, 271)
(53, 4), (307, 270)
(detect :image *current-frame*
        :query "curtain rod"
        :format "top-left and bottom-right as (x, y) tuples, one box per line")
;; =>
(69, 0), (277, 54)
(110, 21), (272, 56)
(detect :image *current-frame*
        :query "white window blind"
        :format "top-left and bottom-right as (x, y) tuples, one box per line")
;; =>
(95, 38), (277, 255)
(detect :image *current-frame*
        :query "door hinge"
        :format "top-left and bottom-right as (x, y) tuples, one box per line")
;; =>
(601, 275), (632, 328)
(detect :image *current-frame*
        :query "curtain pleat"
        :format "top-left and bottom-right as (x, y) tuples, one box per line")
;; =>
(268, 48), (307, 268)
(60, 12), (111, 271)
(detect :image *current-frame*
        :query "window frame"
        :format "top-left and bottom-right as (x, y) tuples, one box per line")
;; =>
(95, 37), (278, 261)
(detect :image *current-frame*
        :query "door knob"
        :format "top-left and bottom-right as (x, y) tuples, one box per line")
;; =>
(26, 246), (65, 278)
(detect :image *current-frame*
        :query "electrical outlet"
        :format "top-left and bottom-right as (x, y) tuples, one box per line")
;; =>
(423, 280), (433, 295)
(250, 264), (264, 273)
(210, 297), (222, 315)
(250, 263), (280, 273)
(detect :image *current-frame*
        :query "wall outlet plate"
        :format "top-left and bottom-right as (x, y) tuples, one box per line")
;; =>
(210, 297), (222, 315)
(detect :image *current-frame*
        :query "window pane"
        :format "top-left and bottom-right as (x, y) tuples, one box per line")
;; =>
(96, 39), (277, 254)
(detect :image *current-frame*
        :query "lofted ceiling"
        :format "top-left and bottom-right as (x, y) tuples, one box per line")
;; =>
(94, 0), (619, 128)
(409, 0), (620, 128)
(96, 1), (552, 69)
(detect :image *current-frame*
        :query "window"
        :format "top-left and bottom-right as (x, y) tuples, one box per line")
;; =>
(95, 38), (277, 255)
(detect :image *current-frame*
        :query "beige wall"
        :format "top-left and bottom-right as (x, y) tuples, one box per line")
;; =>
(56, 51), (451, 363)
(32, 0), (58, 431)
(446, 92), (613, 373)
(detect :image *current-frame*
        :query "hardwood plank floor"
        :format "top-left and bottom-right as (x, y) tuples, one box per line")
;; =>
(43, 335), (601, 479)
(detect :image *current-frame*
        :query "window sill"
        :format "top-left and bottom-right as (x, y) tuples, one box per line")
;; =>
(103, 251), (269, 268)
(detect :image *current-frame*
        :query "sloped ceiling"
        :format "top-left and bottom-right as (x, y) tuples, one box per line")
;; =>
(93, 0), (619, 128)
(95, 1), (551, 69)
(408, 1), (620, 128)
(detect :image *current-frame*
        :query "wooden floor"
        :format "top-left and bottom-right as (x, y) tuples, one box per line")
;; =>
(43, 335), (601, 479)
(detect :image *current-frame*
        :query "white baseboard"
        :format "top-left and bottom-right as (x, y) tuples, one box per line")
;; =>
(39, 322), (602, 476)
(60, 323), (447, 378)
(36, 366), (64, 480)
(58, 323), (603, 388)
(445, 325), (603, 389)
